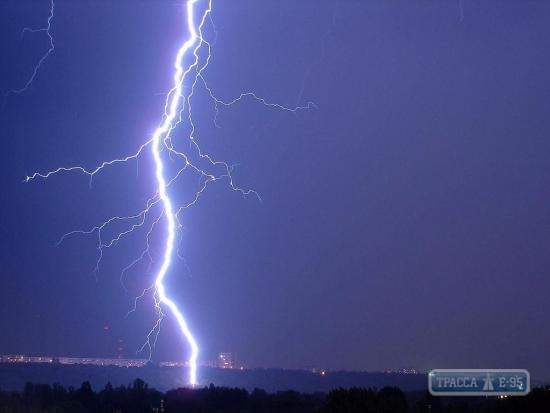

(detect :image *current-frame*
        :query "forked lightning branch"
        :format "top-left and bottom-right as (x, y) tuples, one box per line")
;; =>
(22, 0), (313, 386)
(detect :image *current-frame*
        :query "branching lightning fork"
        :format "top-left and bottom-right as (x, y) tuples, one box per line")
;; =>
(4, 0), (55, 106)
(25, 0), (313, 386)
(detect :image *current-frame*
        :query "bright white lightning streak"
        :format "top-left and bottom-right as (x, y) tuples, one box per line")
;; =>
(147, 0), (207, 386)
(25, 0), (313, 387)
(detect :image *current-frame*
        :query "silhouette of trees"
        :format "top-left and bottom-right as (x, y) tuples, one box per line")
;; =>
(317, 387), (407, 413)
(0, 380), (548, 412)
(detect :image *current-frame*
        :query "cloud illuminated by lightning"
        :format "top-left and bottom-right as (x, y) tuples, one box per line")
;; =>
(25, 0), (313, 386)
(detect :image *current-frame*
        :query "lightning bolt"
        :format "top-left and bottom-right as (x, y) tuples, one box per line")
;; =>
(3, 0), (55, 106)
(24, 0), (313, 386)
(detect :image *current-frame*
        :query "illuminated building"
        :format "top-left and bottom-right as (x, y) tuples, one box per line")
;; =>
(218, 352), (234, 369)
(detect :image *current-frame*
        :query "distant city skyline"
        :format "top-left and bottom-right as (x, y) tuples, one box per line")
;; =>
(0, 353), (425, 376)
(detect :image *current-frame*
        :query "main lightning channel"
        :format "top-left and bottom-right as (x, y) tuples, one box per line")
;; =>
(149, 0), (210, 387)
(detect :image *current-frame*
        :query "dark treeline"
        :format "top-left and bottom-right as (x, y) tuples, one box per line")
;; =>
(0, 379), (549, 413)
